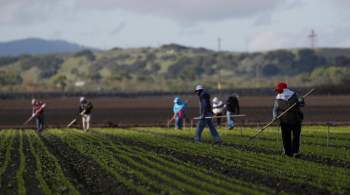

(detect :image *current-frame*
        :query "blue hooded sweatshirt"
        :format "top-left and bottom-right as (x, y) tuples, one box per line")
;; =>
(173, 97), (187, 113)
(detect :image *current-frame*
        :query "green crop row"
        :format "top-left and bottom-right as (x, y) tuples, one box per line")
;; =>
(45, 128), (270, 194)
(77, 129), (267, 194)
(25, 130), (78, 195)
(16, 130), (26, 195)
(0, 127), (348, 195)
(89, 127), (350, 194)
(47, 129), (212, 194)
(0, 130), (15, 186)
(127, 127), (350, 162)
(86, 130), (273, 194)
(44, 129), (171, 195)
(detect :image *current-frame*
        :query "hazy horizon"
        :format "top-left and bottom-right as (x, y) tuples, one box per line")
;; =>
(1, 0), (350, 52)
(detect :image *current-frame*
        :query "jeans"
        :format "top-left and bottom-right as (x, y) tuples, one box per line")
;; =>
(194, 118), (221, 142)
(226, 111), (235, 129)
(175, 117), (183, 129)
(35, 115), (44, 132)
(280, 122), (301, 156)
(82, 114), (91, 130)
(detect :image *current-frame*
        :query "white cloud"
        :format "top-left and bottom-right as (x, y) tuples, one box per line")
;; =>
(0, 0), (301, 28)
(74, 0), (293, 25)
(0, 0), (60, 25)
(320, 24), (350, 48)
(329, 0), (350, 6)
(0, 0), (81, 26)
(248, 31), (306, 51)
(254, 14), (273, 26)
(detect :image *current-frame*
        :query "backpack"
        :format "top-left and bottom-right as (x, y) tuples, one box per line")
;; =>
(277, 94), (303, 124)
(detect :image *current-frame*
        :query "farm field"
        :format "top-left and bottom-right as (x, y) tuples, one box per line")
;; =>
(0, 95), (349, 128)
(0, 126), (349, 194)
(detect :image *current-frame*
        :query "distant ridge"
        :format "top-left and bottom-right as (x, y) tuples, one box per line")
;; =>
(0, 38), (97, 56)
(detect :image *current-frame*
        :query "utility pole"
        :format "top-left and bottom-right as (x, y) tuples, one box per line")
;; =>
(217, 37), (222, 92)
(255, 56), (262, 88)
(308, 29), (317, 49)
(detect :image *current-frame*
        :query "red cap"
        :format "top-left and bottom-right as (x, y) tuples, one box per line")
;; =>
(275, 82), (287, 93)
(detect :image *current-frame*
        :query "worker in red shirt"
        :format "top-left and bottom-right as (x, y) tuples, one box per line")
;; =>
(32, 99), (46, 132)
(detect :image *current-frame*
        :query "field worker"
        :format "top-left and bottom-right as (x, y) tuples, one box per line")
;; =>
(168, 97), (187, 129)
(225, 93), (240, 129)
(212, 97), (224, 126)
(194, 85), (222, 144)
(32, 99), (46, 132)
(273, 82), (304, 157)
(78, 97), (94, 131)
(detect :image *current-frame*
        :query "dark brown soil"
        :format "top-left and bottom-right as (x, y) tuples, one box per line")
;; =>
(0, 95), (349, 128)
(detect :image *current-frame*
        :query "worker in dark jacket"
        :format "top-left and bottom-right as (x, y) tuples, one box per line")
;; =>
(194, 85), (222, 144)
(273, 82), (304, 157)
(32, 99), (46, 132)
(79, 97), (93, 131)
(225, 93), (240, 129)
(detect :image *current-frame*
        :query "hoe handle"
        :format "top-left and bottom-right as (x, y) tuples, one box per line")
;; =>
(193, 114), (247, 120)
(250, 88), (315, 140)
(67, 118), (77, 128)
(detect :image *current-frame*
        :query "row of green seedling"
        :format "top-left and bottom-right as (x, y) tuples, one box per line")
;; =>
(25, 130), (78, 195)
(71, 129), (270, 195)
(93, 128), (350, 193)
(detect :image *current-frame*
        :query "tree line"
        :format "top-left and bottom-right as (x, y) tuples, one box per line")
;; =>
(0, 45), (350, 92)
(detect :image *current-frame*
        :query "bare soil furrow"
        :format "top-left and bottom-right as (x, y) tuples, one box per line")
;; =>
(41, 134), (138, 195)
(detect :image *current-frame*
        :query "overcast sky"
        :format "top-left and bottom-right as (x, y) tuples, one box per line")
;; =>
(1, 0), (350, 51)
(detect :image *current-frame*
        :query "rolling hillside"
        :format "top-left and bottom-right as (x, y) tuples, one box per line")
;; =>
(0, 38), (93, 56)
(0, 43), (349, 92)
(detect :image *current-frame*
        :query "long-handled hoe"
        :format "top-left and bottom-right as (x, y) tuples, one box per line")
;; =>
(167, 118), (174, 128)
(249, 88), (315, 140)
(190, 114), (247, 130)
(66, 110), (86, 128)
(192, 114), (247, 120)
(22, 104), (46, 126)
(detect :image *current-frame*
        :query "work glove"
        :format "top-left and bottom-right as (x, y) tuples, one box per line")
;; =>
(298, 97), (305, 107)
(272, 114), (277, 121)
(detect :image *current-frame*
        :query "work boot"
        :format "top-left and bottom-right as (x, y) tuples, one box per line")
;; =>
(214, 140), (223, 145)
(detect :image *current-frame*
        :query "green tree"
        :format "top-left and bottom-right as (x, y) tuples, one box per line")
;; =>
(310, 66), (350, 85)
(0, 71), (22, 85)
